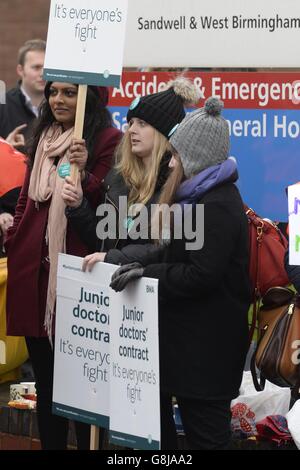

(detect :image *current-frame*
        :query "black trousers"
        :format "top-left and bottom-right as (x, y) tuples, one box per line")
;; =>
(26, 337), (91, 450)
(160, 393), (232, 450)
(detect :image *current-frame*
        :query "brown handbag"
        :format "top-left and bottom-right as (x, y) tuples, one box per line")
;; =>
(251, 286), (300, 391)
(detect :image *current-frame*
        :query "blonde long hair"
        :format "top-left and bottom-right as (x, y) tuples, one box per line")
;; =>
(157, 156), (184, 207)
(151, 156), (185, 243)
(115, 129), (171, 206)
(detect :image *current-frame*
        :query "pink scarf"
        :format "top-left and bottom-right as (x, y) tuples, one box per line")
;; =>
(28, 123), (74, 341)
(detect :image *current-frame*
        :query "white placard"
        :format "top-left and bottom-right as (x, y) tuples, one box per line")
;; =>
(53, 254), (117, 428)
(288, 185), (300, 266)
(124, 0), (300, 68)
(44, 0), (128, 86)
(109, 278), (160, 450)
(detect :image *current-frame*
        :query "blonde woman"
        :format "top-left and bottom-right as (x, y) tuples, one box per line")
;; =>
(62, 77), (200, 268)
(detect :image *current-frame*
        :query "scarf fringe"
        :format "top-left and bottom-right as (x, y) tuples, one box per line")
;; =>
(28, 124), (73, 347)
(44, 304), (54, 349)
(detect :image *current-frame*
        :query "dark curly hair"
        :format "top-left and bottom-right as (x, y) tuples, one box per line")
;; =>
(26, 84), (112, 170)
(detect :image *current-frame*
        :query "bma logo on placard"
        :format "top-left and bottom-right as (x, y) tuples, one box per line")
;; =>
(146, 285), (154, 294)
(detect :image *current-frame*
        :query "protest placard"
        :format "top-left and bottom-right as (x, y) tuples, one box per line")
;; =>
(288, 185), (300, 265)
(109, 278), (160, 450)
(53, 254), (116, 428)
(44, 0), (128, 87)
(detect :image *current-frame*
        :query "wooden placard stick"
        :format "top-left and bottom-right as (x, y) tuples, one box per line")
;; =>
(90, 424), (100, 451)
(71, 85), (100, 449)
(70, 84), (88, 183)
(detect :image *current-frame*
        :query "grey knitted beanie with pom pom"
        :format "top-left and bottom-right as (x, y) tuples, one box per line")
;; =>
(170, 96), (230, 178)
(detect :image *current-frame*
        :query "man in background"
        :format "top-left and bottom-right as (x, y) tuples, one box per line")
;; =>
(0, 39), (46, 237)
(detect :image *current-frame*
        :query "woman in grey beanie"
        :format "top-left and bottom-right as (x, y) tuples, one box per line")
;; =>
(108, 97), (251, 450)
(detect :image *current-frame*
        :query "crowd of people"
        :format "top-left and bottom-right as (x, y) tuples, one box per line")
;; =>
(0, 38), (298, 451)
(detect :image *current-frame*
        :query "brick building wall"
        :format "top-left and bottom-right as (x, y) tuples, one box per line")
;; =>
(0, 0), (50, 90)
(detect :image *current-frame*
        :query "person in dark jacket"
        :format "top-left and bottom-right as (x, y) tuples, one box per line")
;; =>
(0, 40), (46, 233)
(5, 81), (121, 450)
(62, 77), (200, 268)
(109, 98), (251, 450)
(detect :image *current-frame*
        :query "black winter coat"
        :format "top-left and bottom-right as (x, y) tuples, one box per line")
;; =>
(66, 154), (171, 252)
(107, 182), (251, 400)
(0, 86), (36, 140)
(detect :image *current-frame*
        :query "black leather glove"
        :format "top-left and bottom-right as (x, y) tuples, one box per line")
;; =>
(110, 262), (144, 292)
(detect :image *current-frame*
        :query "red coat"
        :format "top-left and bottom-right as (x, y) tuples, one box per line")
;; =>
(5, 126), (121, 337)
(0, 138), (26, 197)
